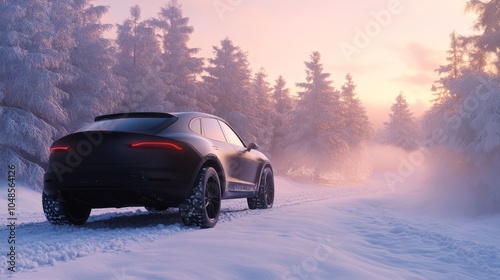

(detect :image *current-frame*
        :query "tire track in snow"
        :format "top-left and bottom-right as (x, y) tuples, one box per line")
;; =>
(342, 206), (500, 279)
(384, 221), (500, 278)
(0, 178), (384, 273)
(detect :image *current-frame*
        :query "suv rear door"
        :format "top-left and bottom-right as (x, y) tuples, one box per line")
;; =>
(200, 117), (240, 189)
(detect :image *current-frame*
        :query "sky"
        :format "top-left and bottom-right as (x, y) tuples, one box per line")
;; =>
(96, 0), (477, 127)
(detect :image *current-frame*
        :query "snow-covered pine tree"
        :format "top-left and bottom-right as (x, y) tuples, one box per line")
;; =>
(424, 71), (499, 160)
(285, 51), (348, 182)
(452, 73), (500, 158)
(273, 76), (294, 115)
(465, 0), (500, 74)
(270, 76), (294, 158)
(157, 0), (207, 112)
(115, 5), (173, 112)
(425, 32), (467, 142)
(116, 5), (162, 83)
(339, 74), (373, 181)
(0, 0), (70, 189)
(422, 1), (500, 213)
(203, 38), (262, 145)
(447, 31), (466, 80)
(432, 31), (466, 105)
(340, 73), (372, 146)
(251, 68), (274, 148)
(425, 1), (499, 152)
(59, 0), (125, 131)
(422, 70), (500, 212)
(204, 38), (251, 114)
(425, 0), (500, 157)
(382, 93), (419, 150)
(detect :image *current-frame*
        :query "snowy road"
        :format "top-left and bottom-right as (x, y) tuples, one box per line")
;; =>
(1, 177), (500, 279)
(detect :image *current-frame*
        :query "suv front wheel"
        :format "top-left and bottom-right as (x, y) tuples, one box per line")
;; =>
(248, 167), (274, 209)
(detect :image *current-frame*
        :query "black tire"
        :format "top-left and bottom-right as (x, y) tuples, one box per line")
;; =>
(179, 167), (221, 228)
(248, 167), (274, 209)
(42, 192), (91, 225)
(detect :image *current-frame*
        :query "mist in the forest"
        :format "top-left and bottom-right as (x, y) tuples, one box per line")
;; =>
(370, 143), (500, 217)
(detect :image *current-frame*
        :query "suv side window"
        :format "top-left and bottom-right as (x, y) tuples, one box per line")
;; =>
(189, 118), (202, 135)
(201, 118), (226, 142)
(219, 121), (245, 147)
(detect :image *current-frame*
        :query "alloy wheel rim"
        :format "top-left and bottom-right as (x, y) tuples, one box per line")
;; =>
(205, 176), (220, 220)
(264, 172), (274, 206)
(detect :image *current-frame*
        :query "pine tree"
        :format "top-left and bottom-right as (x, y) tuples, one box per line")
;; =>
(432, 31), (466, 104)
(339, 74), (373, 181)
(203, 38), (262, 144)
(465, 0), (500, 74)
(253, 69), (273, 114)
(204, 38), (252, 114)
(61, 0), (125, 131)
(115, 5), (172, 112)
(425, 1), (500, 153)
(270, 76), (293, 157)
(0, 0), (70, 189)
(422, 2), (500, 209)
(286, 52), (348, 182)
(340, 73), (372, 146)
(157, 0), (206, 111)
(448, 31), (466, 80)
(116, 5), (163, 82)
(382, 93), (419, 150)
(273, 76), (294, 115)
(251, 68), (274, 148)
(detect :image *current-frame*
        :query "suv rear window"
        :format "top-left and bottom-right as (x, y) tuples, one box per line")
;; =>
(79, 115), (177, 134)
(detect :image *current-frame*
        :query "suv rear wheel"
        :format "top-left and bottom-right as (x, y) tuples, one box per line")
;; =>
(43, 192), (91, 225)
(179, 167), (221, 228)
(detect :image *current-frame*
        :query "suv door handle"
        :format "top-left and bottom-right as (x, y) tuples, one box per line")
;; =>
(213, 145), (219, 150)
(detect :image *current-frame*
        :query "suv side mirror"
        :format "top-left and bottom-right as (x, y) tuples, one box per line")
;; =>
(246, 142), (259, 152)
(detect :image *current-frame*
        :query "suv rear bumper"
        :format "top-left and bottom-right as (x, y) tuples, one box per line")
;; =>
(43, 168), (194, 208)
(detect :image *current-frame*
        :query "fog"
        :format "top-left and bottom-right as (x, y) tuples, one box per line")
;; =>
(369, 144), (500, 218)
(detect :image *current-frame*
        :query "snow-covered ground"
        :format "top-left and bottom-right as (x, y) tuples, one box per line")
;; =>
(1, 176), (500, 279)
